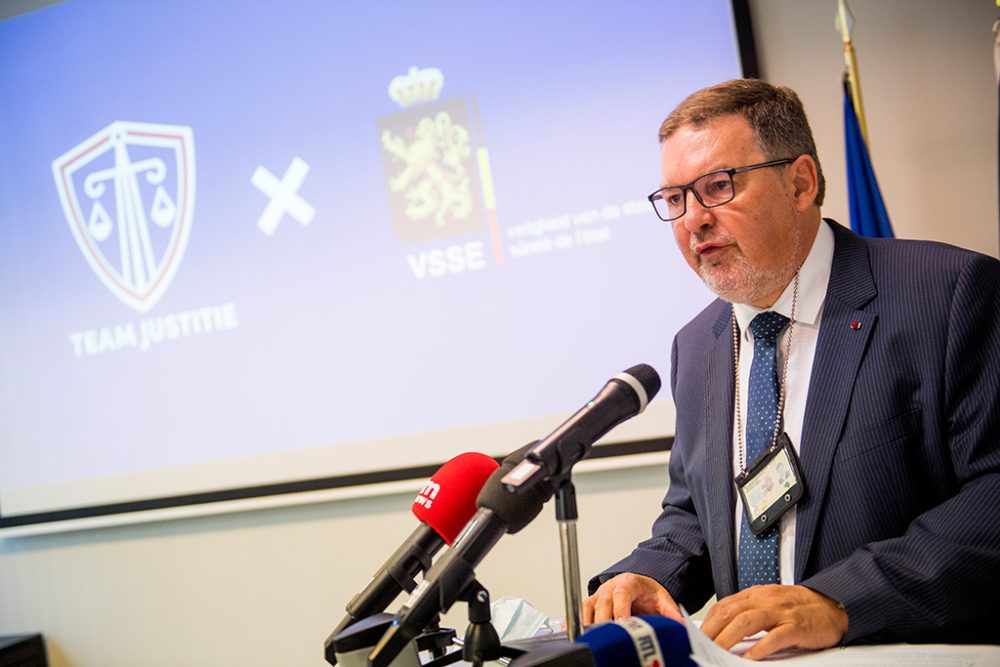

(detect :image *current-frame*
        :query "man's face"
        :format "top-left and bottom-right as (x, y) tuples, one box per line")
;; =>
(660, 114), (805, 307)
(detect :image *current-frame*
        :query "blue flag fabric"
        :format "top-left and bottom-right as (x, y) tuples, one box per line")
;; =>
(843, 83), (894, 238)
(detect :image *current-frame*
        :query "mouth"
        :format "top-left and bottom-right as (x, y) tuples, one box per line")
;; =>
(694, 242), (729, 257)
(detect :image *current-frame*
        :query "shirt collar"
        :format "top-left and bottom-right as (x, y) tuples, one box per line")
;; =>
(733, 220), (834, 338)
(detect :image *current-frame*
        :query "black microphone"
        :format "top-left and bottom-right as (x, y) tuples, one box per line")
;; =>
(324, 452), (498, 665)
(503, 363), (660, 493)
(369, 365), (661, 667)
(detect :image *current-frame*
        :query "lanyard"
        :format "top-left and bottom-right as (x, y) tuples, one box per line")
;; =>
(731, 273), (799, 474)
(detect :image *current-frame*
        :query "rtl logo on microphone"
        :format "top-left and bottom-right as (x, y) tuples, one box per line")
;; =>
(617, 616), (665, 667)
(413, 480), (441, 509)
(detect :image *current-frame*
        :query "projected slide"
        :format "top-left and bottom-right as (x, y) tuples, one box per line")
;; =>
(0, 0), (742, 524)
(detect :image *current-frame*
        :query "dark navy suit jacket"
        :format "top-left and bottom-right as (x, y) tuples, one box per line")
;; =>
(591, 221), (1000, 644)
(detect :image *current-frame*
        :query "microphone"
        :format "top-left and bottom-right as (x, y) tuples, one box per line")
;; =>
(507, 616), (694, 667)
(369, 443), (547, 667)
(575, 615), (694, 667)
(324, 451), (499, 665)
(503, 364), (661, 494)
(369, 364), (661, 667)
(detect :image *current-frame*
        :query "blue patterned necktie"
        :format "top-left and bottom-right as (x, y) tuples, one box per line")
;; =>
(737, 310), (790, 589)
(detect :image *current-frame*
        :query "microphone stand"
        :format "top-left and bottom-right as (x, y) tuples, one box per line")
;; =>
(461, 580), (501, 667)
(555, 479), (583, 641)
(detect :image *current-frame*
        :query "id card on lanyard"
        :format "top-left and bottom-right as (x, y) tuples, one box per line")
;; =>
(735, 432), (804, 535)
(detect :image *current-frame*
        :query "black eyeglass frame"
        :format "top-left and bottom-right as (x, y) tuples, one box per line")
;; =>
(647, 158), (796, 222)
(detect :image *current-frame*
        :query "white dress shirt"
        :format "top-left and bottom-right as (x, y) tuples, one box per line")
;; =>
(731, 221), (834, 584)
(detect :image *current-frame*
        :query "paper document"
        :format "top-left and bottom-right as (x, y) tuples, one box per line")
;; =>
(681, 607), (1000, 665)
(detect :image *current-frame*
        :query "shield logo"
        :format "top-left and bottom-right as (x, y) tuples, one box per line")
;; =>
(52, 121), (195, 313)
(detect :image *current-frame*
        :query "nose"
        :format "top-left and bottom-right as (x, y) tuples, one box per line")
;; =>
(678, 188), (714, 234)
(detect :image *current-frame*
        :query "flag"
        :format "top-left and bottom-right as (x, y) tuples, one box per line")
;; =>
(843, 82), (893, 238)
(838, 0), (893, 238)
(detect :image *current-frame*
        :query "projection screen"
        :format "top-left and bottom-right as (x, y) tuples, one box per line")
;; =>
(0, 0), (756, 528)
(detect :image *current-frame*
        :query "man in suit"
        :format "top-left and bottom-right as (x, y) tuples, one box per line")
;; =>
(583, 79), (1000, 658)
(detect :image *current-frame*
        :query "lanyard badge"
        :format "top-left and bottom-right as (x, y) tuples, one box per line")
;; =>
(731, 275), (807, 536)
(735, 432), (804, 534)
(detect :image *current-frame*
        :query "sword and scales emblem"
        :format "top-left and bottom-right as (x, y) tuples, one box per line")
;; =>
(52, 121), (195, 313)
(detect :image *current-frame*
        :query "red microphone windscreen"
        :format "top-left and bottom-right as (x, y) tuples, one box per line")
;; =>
(411, 452), (499, 544)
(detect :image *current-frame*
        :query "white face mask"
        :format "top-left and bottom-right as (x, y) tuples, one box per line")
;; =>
(490, 596), (559, 641)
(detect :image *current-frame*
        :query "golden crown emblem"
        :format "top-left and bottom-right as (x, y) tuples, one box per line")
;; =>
(388, 66), (444, 108)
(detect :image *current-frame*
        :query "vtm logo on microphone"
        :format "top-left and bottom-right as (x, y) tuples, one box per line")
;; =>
(413, 480), (441, 509)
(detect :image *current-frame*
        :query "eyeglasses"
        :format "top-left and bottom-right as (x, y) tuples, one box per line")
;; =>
(647, 158), (795, 222)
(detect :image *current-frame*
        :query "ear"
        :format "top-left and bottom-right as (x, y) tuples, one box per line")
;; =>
(788, 155), (819, 212)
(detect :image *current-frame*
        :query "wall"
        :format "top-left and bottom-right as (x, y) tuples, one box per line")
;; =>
(2, 1), (997, 665)
(751, 0), (998, 256)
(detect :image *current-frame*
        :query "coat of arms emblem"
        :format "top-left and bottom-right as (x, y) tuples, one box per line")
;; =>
(378, 67), (486, 242)
(52, 121), (195, 313)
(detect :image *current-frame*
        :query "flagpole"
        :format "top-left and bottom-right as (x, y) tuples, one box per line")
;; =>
(838, 0), (869, 145)
(838, 0), (893, 239)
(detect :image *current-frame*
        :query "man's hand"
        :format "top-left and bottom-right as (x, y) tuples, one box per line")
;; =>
(700, 584), (848, 660)
(582, 573), (683, 625)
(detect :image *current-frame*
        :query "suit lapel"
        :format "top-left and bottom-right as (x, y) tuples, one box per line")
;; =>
(707, 303), (739, 595)
(794, 222), (878, 581)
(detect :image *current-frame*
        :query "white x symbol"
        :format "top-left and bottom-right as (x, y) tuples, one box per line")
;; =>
(251, 157), (316, 236)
